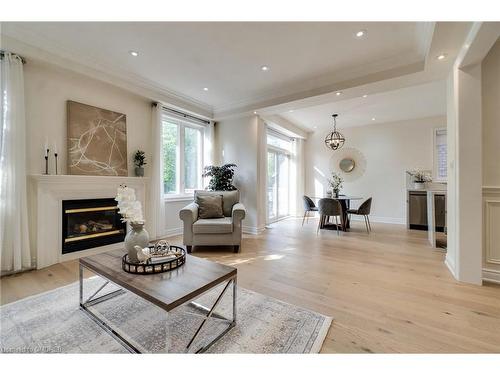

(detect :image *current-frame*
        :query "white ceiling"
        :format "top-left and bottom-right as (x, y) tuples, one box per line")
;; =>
(2, 22), (431, 113)
(280, 80), (446, 131)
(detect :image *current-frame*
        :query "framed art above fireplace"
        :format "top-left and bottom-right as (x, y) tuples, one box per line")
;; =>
(67, 100), (128, 176)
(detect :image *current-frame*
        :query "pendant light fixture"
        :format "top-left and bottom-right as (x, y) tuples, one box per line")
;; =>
(324, 113), (345, 151)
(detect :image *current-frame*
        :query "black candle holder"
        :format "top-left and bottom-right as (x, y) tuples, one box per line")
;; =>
(54, 153), (58, 175)
(44, 149), (50, 175)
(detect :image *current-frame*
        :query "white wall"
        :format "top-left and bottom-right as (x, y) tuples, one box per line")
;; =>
(23, 61), (152, 177)
(446, 62), (483, 285)
(445, 22), (499, 285)
(481, 39), (500, 283)
(215, 115), (266, 233)
(482, 40), (500, 187)
(22, 60), (194, 238)
(305, 116), (446, 224)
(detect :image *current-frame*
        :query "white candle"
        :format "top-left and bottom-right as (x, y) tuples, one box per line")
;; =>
(53, 141), (58, 155)
(44, 137), (48, 156)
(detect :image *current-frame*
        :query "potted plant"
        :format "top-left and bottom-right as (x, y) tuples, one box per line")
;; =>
(202, 163), (237, 191)
(407, 169), (432, 189)
(328, 172), (344, 198)
(133, 150), (146, 177)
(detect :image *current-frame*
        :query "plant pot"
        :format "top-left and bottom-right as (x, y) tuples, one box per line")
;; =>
(124, 222), (149, 263)
(134, 167), (144, 177)
(413, 182), (425, 190)
(334, 190), (340, 198)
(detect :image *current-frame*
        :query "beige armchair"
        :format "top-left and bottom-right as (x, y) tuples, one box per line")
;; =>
(179, 190), (246, 253)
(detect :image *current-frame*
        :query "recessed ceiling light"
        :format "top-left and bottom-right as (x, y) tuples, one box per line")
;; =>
(437, 53), (447, 61)
(129, 51), (139, 57)
(372, 117), (376, 121)
(336, 92), (342, 96)
(203, 87), (209, 91)
(362, 94), (368, 98)
(313, 126), (317, 129)
(355, 30), (367, 38)
(253, 111), (257, 114)
(289, 109), (294, 113)
(261, 65), (270, 71)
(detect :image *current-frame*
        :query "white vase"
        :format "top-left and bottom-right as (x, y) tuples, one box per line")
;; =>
(124, 222), (149, 263)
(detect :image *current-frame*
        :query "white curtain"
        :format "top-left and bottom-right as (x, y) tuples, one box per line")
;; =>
(148, 103), (165, 240)
(203, 121), (215, 187)
(256, 117), (268, 229)
(0, 52), (31, 273)
(291, 138), (306, 217)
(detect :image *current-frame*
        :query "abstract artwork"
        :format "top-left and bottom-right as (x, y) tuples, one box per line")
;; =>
(67, 101), (128, 176)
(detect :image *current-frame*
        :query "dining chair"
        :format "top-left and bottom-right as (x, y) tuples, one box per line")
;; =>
(347, 197), (372, 233)
(302, 195), (318, 226)
(317, 198), (343, 235)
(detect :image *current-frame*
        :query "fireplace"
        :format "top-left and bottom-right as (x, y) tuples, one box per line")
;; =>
(62, 198), (126, 254)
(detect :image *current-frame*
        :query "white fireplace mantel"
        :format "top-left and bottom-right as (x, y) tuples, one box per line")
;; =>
(28, 174), (149, 269)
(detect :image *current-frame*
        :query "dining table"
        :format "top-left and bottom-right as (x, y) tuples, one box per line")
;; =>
(311, 195), (363, 231)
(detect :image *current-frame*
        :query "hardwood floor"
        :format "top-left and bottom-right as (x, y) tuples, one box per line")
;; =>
(2, 218), (500, 353)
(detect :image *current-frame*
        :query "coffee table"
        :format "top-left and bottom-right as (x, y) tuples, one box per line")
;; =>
(79, 249), (237, 353)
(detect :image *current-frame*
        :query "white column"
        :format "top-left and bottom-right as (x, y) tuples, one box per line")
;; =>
(446, 64), (483, 285)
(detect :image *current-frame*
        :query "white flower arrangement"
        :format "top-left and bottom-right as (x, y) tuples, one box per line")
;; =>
(328, 172), (344, 193)
(406, 169), (432, 183)
(115, 185), (144, 224)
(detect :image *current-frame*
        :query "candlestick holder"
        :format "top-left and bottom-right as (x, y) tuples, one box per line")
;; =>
(54, 153), (58, 175)
(44, 149), (50, 175)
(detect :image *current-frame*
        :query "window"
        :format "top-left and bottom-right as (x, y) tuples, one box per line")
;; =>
(267, 133), (292, 152)
(162, 114), (203, 197)
(433, 128), (447, 182)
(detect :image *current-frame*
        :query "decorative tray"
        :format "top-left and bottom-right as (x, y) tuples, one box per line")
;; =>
(122, 245), (186, 274)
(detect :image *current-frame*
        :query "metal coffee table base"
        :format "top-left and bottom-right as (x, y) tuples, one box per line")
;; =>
(79, 263), (237, 353)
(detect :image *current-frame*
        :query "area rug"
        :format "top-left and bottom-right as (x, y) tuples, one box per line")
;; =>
(0, 277), (332, 353)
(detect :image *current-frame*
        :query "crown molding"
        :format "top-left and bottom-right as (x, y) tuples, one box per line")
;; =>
(1, 27), (214, 118)
(214, 60), (426, 120)
(213, 51), (425, 116)
(416, 22), (436, 63)
(2, 22), (451, 121)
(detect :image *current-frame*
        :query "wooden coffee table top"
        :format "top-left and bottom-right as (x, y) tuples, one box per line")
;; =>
(80, 249), (236, 312)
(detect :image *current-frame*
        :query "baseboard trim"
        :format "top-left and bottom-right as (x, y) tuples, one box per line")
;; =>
(482, 268), (500, 284)
(161, 227), (183, 238)
(159, 226), (263, 238)
(242, 226), (266, 235)
(445, 256), (457, 280)
(350, 215), (405, 225)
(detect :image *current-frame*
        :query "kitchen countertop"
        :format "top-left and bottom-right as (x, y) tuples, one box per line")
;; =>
(407, 189), (447, 194)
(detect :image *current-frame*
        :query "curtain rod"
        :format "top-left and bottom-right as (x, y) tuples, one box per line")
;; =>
(154, 102), (210, 125)
(0, 50), (27, 64)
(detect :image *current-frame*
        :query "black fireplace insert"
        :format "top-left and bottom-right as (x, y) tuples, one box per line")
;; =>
(62, 198), (126, 254)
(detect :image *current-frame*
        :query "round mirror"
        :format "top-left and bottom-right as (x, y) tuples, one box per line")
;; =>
(339, 158), (355, 173)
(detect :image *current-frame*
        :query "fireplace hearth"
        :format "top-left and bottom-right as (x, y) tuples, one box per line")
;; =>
(62, 198), (126, 254)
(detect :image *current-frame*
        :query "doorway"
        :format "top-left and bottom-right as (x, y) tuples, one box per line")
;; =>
(267, 131), (292, 223)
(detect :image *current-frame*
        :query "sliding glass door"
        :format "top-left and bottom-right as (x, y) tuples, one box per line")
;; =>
(267, 148), (290, 223)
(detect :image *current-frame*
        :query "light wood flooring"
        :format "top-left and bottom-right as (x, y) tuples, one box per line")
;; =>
(2, 218), (500, 353)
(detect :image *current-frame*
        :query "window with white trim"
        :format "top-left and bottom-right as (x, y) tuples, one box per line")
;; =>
(161, 114), (203, 197)
(433, 128), (447, 182)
